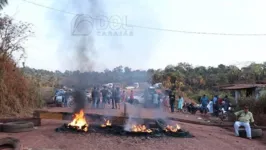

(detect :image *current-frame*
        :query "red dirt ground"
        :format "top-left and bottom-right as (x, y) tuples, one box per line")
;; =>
(0, 119), (265, 150)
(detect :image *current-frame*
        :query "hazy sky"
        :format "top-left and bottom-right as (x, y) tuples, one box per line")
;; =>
(3, 0), (266, 71)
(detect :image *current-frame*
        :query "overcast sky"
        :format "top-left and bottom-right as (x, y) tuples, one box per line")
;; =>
(3, 0), (266, 71)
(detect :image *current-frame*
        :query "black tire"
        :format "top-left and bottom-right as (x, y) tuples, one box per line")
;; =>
(238, 128), (263, 138)
(182, 107), (188, 114)
(2, 121), (34, 133)
(0, 137), (21, 150)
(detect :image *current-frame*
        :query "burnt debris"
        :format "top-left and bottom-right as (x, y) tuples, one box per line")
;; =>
(55, 118), (194, 138)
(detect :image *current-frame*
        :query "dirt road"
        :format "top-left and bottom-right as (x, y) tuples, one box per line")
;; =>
(0, 120), (265, 150)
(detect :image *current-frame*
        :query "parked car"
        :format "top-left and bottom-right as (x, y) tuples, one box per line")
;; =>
(103, 83), (113, 89)
(125, 86), (135, 90)
(54, 89), (75, 107)
(133, 82), (139, 89)
(126, 95), (145, 105)
(143, 87), (156, 108)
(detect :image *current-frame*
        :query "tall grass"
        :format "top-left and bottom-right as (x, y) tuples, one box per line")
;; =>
(0, 56), (44, 117)
(238, 95), (266, 125)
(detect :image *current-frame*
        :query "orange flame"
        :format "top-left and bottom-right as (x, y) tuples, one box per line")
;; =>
(101, 119), (112, 127)
(164, 124), (181, 132)
(68, 109), (89, 132)
(131, 124), (152, 133)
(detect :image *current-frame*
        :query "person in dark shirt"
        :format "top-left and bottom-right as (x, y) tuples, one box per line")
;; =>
(91, 87), (97, 108)
(115, 87), (121, 109)
(111, 86), (116, 109)
(168, 88), (176, 113)
(223, 95), (229, 111)
(101, 86), (108, 108)
(96, 87), (101, 108)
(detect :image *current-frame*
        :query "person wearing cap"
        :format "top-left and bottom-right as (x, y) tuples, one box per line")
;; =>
(234, 105), (256, 139)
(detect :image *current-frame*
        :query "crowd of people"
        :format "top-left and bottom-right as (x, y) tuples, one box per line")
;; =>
(165, 88), (232, 116)
(90, 86), (128, 109)
(198, 94), (231, 116)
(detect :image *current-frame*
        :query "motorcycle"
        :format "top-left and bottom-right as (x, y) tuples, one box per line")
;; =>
(184, 103), (198, 114)
(218, 105), (234, 121)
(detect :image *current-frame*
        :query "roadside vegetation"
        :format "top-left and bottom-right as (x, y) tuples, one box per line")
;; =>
(1, 12), (266, 120)
(0, 14), (43, 117)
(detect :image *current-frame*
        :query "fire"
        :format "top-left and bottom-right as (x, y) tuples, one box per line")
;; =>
(131, 124), (152, 133)
(164, 124), (181, 132)
(68, 109), (89, 132)
(101, 119), (112, 127)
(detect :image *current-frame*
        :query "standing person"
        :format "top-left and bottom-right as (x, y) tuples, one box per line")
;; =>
(107, 89), (111, 104)
(234, 106), (256, 139)
(96, 87), (101, 108)
(129, 90), (134, 104)
(200, 94), (209, 116)
(121, 90), (126, 103)
(158, 93), (162, 108)
(169, 88), (176, 113)
(91, 87), (97, 108)
(213, 95), (219, 117)
(153, 92), (159, 108)
(223, 95), (229, 111)
(198, 96), (201, 104)
(177, 96), (184, 112)
(208, 100), (213, 114)
(115, 87), (121, 109)
(111, 86), (116, 109)
(163, 95), (169, 112)
(101, 86), (108, 109)
(218, 96), (223, 107)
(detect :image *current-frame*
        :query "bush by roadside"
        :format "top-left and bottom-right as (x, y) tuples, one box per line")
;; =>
(237, 95), (266, 126)
(0, 14), (44, 117)
(0, 56), (44, 117)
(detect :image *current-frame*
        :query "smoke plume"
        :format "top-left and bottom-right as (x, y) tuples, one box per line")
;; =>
(48, 0), (105, 111)
(72, 89), (86, 113)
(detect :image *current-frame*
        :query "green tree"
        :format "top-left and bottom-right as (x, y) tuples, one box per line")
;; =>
(0, 0), (7, 10)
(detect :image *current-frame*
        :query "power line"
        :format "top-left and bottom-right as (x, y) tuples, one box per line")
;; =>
(22, 0), (266, 36)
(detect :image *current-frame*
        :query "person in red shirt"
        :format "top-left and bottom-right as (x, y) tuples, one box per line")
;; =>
(218, 97), (223, 105)
(129, 90), (134, 104)
(130, 90), (134, 99)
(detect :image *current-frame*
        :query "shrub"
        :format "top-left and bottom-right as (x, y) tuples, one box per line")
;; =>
(238, 96), (266, 125)
(0, 56), (43, 117)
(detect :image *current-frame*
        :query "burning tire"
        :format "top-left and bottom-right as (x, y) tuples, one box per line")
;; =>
(0, 137), (21, 150)
(1, 121), (34, 133)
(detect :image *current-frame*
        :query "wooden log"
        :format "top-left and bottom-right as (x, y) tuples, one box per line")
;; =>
(39, 112), (63, 120)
